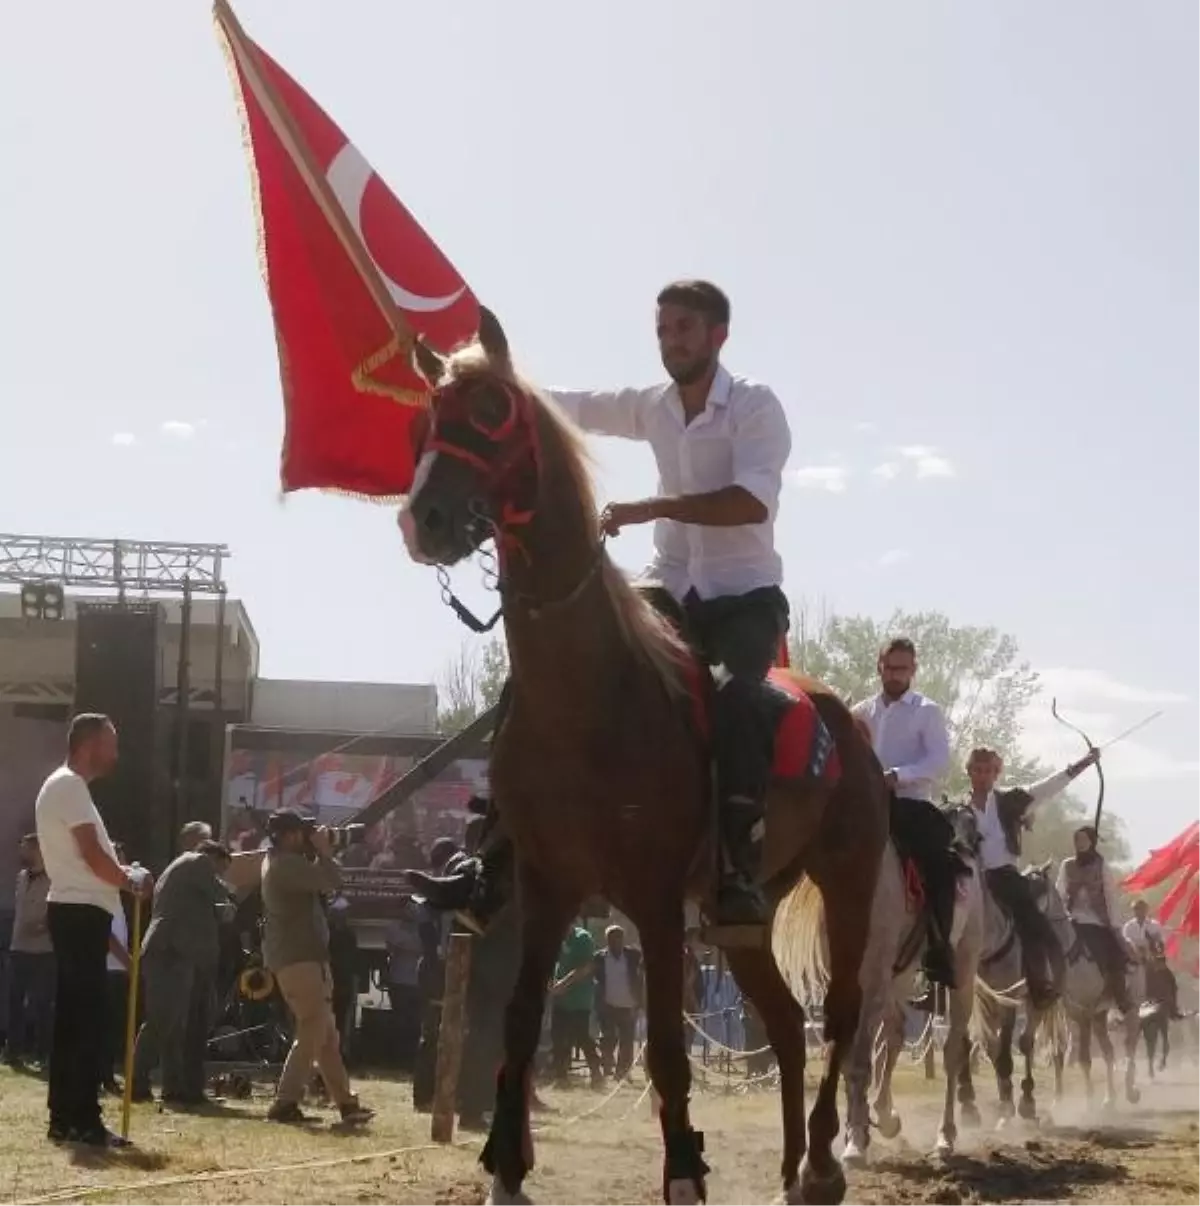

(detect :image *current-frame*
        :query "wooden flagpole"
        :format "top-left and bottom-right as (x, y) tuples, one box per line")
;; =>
(213, 0), (415, 350)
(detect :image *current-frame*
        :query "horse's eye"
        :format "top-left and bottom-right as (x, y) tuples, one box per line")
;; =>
(472, 389), (511, 432)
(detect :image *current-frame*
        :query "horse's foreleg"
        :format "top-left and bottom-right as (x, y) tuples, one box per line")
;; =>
(1120, 1008), (1141, 1104)
(956, 1033), (981, 1128)
(936, 977), (974, 1155)
(639, 911), (706, 1206)
(481, 870), (574, 1206)
(1016, 1003), (1041, 1121)
(869, 1000), (906, 1140)
(726, 949), (807, 1203)
(993, 1007), (1017, 1123)
(1094, 1013), (1117, 1109)
(799, 863), (876, 1206)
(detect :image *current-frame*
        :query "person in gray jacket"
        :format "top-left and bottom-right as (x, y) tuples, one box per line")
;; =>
(131, 841), (233, 1105)
(5, 834), (55, 1067)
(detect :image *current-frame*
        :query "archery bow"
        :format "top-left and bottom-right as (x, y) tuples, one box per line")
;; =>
(1051, 696), (1106, 838)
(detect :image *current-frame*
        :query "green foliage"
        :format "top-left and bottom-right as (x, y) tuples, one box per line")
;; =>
(789, 601), (1129, 869)
(437, 636), (509, 733)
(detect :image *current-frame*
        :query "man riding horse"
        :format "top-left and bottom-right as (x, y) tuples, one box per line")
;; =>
(963, 746), (1101, 1006)
(1056, 824), (1132, 1013)
(417, 279), (793, 932)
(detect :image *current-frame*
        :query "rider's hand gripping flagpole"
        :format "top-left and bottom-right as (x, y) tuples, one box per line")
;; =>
(120, 887), (145, 1140)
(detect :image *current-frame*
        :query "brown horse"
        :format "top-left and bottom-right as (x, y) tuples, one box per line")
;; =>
(398, 315), (888, 1205)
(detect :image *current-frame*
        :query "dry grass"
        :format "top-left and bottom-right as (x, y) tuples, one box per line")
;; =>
(1, 1061), (1196, 1205)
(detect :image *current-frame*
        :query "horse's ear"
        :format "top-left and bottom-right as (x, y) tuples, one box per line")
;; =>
(412, 338), (447, 388)
(477, 305), (512, 371)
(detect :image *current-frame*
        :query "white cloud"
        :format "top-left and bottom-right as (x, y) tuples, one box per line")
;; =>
(877, 548), (910, 567)
(110, 432), (136, 447)
(1036, 667), (1188, 707)
(789, 465), (848, 493)
(854, 421), (878, 434)
(897, 444), (956, 479)
(161, 420), (196, 439)
(872, 462), (899, 482)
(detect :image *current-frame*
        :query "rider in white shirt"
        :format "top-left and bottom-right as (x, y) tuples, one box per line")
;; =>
(1123, 899), (1165, 961)
(964, 746), (1099, 1005)
(852, 638), (958, 990)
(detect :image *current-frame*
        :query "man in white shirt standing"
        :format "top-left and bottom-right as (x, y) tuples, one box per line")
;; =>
(852, 638), (959, 989)
(432, 281), (792, 930)
(1056, 825), (1130, 1012)
(964, 746), (1100, 1005)
(36, 713), (149, 1147)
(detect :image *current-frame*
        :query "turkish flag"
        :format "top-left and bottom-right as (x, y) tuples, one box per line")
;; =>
(214, 1), (479, 497)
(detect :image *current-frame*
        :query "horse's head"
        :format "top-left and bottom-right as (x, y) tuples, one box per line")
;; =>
(399, 310), (541, 567)
(945, 803), (982, 857)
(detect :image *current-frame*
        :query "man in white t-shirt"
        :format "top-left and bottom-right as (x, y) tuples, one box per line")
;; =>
(35, 713), (150, 1148)
(1123, 899), (1166, 961)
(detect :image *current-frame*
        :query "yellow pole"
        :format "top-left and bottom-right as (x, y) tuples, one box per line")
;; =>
(120, 892), (144, 1140)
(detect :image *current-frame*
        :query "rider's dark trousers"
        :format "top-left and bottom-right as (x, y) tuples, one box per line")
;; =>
(986, 866), (1061, 984)
(890, 797), (957, 945)
(1074, 922), (1130, 1006)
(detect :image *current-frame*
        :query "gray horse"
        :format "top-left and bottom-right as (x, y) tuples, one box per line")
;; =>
(774, 825), (988, 1163)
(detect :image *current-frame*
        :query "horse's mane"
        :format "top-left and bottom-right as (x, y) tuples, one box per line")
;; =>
(441, 344), (690, 697)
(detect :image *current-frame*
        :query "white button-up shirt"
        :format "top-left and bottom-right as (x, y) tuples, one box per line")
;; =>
(1122, 916), (1164, 959)
(851, 690), (950, 803)
(973, 770), (1072, 872)
(551, 366), (790, 601)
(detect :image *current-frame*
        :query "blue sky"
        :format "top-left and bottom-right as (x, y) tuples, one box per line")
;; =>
(1, 2), (1195, 859)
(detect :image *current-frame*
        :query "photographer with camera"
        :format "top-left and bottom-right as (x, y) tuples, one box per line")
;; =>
(261, 809), (372, 1125)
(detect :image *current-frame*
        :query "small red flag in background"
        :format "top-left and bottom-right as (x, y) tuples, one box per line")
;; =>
(214, 1), (479, 498)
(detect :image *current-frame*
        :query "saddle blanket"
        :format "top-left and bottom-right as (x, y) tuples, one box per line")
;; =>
(685, 661), (842, 786)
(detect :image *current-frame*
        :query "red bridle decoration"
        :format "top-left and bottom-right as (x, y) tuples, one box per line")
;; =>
(421, 377), (541, 561)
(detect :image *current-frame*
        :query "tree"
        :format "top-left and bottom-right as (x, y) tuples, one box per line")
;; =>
(790, 602), (1129, 868)
(437, 636), (509, 733)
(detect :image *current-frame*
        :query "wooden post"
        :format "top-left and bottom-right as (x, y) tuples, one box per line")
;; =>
(431, 931), (472, 1143)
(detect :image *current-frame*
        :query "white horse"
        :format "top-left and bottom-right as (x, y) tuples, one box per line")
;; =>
(958, 863), (1141, 1123)
(1053, 911), (1141, 1110)
(774, 822), (986, 1163)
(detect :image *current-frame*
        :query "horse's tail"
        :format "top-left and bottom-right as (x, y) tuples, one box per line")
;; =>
(772, 875), (829, 1008)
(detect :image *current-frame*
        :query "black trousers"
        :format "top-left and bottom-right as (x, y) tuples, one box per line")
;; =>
(890, 796), (957, 944)
(987, 866), (1060, 982)
(550, 1006), (601, 1083)
(1075, 923), (1130, 1003)
(597, 1004), (636, 1078)
(47, 903), (112, 1133)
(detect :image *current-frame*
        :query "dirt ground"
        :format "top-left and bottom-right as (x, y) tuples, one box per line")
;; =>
(2, 1060), (1196, 1204)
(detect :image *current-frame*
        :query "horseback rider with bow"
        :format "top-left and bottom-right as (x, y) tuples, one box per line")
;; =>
(851, 639), (960, 991)
(414, 279), (792, 931)
(1057, 824), (1132, 1013)
(964, 746), (1101, 1006)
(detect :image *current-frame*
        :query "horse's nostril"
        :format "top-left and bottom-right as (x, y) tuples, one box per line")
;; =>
(422, 505), (445, 535)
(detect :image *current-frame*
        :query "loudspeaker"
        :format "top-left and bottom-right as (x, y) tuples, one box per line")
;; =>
(74, 605), (166, 867)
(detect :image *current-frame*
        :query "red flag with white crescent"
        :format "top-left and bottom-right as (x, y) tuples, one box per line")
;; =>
(213, 1), (479, 498)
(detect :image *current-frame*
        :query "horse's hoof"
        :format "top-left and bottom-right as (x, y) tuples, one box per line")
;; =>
(1126, 1086), (1141, 1105)
(876, 1112), (902, 1141)
(933, 1133), (955, 1159)
(485, 1177), (532, 1206)
(666, 1179), (703, 1205)
(841, 1135), (869, 1170)
(960, 1102), (981, 1129)
(1017, 1099), (1037, 1122)
(797, 1156), (847, 1205)
(777, 1182), (805, 1206)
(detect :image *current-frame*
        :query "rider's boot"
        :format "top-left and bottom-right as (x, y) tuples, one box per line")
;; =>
(711, 674), (774, 928)
(1024, 936), (1061, 1009)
